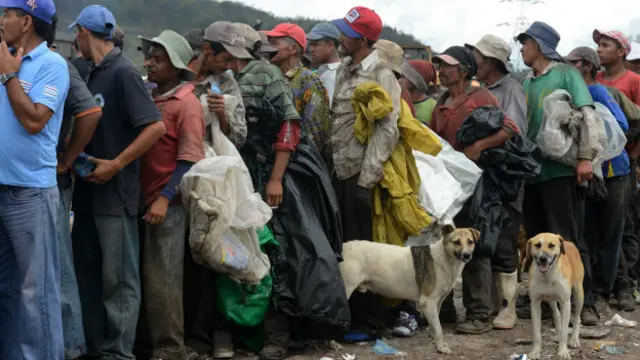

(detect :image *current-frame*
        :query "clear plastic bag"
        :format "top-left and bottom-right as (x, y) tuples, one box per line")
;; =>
(595, 102), (627, 162)
(413, 134), (482, 224)
(180, 93), (272, 284)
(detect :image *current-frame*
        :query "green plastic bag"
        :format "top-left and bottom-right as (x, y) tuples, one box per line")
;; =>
(216, 225), (277, 327)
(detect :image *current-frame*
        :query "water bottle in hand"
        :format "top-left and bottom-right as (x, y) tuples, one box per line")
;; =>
(210, 82), (221, 95)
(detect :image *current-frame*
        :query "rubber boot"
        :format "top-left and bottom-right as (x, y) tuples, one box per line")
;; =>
(492, 272), (518, 330)
(490, 272), (501, 317)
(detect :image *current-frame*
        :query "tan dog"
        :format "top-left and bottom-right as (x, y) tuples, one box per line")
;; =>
(339, 226), (479, 354)
(524, 233), (584, 360)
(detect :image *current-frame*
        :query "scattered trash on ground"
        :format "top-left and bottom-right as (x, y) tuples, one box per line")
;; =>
(320, 357), (334, 360)
(342, 354), (356, 360)
(372, 339), (399, 355)
(509, 354), (528, 360)
(595, 342), (625, 354)
(514, 338), (533, 346)
(605, 313), (638, 328)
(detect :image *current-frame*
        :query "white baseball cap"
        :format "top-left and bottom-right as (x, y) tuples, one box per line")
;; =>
(629, 42), (640, 61)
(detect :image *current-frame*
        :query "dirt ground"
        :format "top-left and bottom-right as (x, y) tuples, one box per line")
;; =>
(248, 278), (640, 360)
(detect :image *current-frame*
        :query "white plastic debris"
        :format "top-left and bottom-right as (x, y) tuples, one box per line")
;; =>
(343, 354), (356, 360)
(509, 354), (528, 360)
(605, 313), (638, 328)
(320, 357), (334, 360)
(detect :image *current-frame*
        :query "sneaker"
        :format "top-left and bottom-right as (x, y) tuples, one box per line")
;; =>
(392, 311), (419, 337)
(617, 290), (636, 312)
(455, 319), (492, 334)
(581, 307), (599, 326)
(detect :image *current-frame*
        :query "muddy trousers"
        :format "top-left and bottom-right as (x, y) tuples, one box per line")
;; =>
(522, 177), (593, 307)
(616, 173), (640, 292)
(333, 174), (390, 332)
(137, 205), (188, 360)
(585, 175), (628, 297)
(440, 202), (492, 321)
(491, 206), (522, 274)
(263, 308), (291, 350)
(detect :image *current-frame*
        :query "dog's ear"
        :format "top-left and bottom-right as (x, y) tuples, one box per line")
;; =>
(442, 224), (455, 237)
(559, 236), (566, 255)
(470, 228), (481, 243)
(523, 239), (533, 271)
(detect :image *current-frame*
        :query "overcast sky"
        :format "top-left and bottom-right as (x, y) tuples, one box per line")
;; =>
(236, 0), (640, 57)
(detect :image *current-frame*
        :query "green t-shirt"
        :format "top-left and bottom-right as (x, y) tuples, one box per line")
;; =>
(414, 97), (437, 125)
(523, 63), (594, 182)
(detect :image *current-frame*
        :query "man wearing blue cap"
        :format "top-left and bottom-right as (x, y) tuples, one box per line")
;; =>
(0, 0), (69, 359)
(68, 5), (166, 360)
(516, 21), (601, 327)
(308, 22), (341, 104)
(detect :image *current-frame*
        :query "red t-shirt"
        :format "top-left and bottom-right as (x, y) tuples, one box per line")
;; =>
(140, 83), (205, 206)
(596, 70), (640, 105)
(429, 86), (518, 150)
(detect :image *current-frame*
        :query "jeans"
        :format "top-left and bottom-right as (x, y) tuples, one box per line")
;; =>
(72, 213), (140, 360)
(0, 186), (64, 360)
(57, 187), (87, 359)
(523, 177), (592, 306)
(139, 205), (188, 360)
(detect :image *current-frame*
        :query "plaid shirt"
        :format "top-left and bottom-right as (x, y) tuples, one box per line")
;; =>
(284, 65), (331, 151)
(330, 50), (401, 188)
(236, 60), (301, 152)
(193, 71), (247, 148)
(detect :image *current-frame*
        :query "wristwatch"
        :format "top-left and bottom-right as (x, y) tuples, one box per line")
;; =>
(0, 72), (17, 85)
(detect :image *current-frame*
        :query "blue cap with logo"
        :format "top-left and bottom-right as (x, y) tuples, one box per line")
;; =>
(307, 22), (340, 41)
(0, 0), (56, 24)
(68, 5), (116, 40)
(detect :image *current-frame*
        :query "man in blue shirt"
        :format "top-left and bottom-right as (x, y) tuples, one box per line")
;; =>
(0, 0), (70, 359)
(69, 5), (165, 360)
(566, 46), (632, 315)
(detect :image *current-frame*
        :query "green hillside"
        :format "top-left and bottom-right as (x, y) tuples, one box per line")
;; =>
(55, 0), (423, 67)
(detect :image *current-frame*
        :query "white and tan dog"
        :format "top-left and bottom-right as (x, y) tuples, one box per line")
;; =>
(339, 225), (478, 354)
(524, 233), (584, 360)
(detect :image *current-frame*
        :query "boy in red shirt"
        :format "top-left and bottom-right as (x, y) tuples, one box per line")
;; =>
(138, 30), (205, 360)
(594, 29), (640, 311)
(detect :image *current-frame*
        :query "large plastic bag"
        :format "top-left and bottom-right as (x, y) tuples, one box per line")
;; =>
(216, 225), (277, 327)
(413, 152), (462, 221)
(180, 95), (272, 284)
(595, 102), (627, 162)
(413, 132), (482, 224)
(537, 90), (609, 178)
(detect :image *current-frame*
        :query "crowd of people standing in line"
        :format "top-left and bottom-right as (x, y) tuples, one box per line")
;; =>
(3, 1), (640, 360)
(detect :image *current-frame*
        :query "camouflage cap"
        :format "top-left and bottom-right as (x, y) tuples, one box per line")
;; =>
(373, 39), (404, 75)
(465, 34), (511, 72)
(203, 21), (253, 59)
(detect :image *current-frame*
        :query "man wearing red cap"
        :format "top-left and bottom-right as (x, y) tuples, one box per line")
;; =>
(330, 6), (402, 332)
(594, 29), (640, 313)
(265, 23), (331, 152)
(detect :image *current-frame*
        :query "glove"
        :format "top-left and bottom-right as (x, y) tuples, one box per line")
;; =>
(354, 185), (373, 208)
